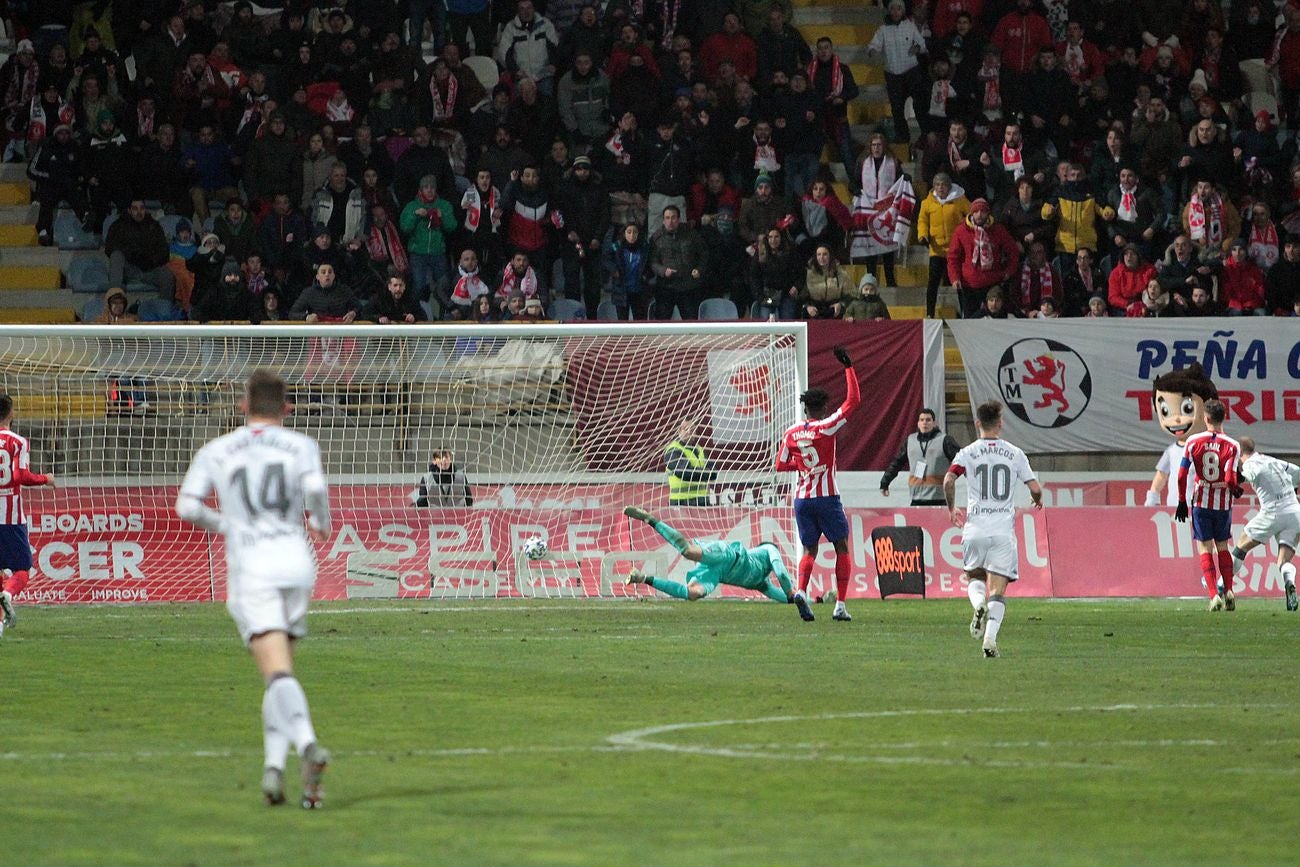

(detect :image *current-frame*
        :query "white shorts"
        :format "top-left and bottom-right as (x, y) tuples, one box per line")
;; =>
(962, 534), (1019, 581)
(226, 583), (312, 646)
(1243, 510), (1300, 550)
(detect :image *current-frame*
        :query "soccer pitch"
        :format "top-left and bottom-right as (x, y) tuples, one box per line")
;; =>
(5, 599), (1297, 865)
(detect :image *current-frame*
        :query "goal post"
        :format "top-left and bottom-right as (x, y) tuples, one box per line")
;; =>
(0, 322), (807, 603)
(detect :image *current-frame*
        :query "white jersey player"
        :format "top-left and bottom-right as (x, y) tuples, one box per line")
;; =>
(1148, 441), (1198, 507)
(944, 401), (1043, 658)
(1228, 436), (1300, 611)
(175, 369), (333, 809)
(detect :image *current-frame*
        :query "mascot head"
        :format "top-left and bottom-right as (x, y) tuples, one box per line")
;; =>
(1151, 363), (1218, 446)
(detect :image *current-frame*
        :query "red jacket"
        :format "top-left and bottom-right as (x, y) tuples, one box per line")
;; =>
(932, 0), (983, 38)
(1221, 258), (1267, 311)
(1271, 27), (1300, 89)
(1107, 261), (1156, 310)
(991, 11), (1052, 74)
(687, 181), (742, 225)
(947, 214), (1020, 290)
(699, 31), (758, 83)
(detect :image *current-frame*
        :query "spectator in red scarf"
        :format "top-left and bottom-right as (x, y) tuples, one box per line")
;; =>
(947, 198), (1021, 318)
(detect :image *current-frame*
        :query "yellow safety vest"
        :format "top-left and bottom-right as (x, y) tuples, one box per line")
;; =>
(666, 441), (709, 503)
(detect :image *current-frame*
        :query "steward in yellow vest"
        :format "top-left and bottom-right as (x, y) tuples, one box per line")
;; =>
(665, 418), (716, 506)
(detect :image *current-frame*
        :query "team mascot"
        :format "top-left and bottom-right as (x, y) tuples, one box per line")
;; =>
(1144, 363), (1218, 506)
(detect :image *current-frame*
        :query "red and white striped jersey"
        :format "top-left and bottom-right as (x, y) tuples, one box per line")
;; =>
(0, 428), (47, 525)
(1179, 430), (1241, 511)
(776, 368), (861, 499)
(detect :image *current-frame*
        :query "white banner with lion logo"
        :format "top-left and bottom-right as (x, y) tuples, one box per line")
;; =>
(949, 320), (1300, 454)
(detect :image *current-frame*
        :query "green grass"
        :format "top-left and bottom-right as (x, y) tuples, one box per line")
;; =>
(3, 598), (1298, 865)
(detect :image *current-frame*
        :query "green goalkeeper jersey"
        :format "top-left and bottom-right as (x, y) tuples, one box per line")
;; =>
(688, 541), (793, 592)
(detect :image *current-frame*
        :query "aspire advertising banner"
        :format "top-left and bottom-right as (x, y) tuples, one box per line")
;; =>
(949, 320), (1300, 453)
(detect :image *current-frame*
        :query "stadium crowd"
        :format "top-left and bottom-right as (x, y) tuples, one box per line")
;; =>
(1, 0), (1298, 322)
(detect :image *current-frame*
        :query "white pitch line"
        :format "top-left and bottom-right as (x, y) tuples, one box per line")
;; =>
(604, 703), (1299, 772)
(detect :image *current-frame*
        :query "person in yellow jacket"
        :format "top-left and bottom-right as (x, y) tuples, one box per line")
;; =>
(1042, 162), (1113, 270)
(665, 417), (716, 506)
(916, 172), (970, 318)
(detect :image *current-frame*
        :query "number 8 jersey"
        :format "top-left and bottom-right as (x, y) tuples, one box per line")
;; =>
(948, 438), (1036, 538)
(179, 423), (329, 588)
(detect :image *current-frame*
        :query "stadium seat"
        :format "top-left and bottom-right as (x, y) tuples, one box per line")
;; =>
(596, 300), (619, 321)
(158, 214), (183, 241)
(101, 211), (118, 240)
(67, 255), (111, 294)
(463, 55), (500, 93)
(80, 297), (104, 322)
(53, 209), (99, 250)
(699, 298), (739, 320)
(137, 298), (182, 321)
(548, 298), (587, 322)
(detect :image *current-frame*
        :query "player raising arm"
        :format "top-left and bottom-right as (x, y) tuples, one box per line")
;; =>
(775, 346), (861, 623)
(944, 401), (1042, 658)
(1174, 399), (1242, 612)
(0, 394), (55, 636)
(623, 506), (800, 612)
(1227, 437), (1299, 611)
(175, 369), (333, 809)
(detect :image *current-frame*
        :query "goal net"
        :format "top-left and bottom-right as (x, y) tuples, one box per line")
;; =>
(0, 323), (805, 603)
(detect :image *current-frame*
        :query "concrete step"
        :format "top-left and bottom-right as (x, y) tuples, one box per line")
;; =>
(0, 204), (36, 225)
(0, 266), (62, 289)
(0, 164), (28, 184)
(0, 224), (37, 246)
(0, 288), (79, 307)
(0, 246), (83, 268)
(0, 182), (30, 206)
(794, 1), (884, 20)
(796, 23), (877, 47)
(20, 393), (108, 419)
(892, 304), (955, 319)
(0, 307), (76, 323)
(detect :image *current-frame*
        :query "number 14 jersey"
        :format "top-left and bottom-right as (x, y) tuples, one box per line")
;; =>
(948, 438), (1036, 538)
(179, 423), (328, 588)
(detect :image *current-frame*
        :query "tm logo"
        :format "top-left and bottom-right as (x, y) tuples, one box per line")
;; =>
(997, 339), (1092, 428)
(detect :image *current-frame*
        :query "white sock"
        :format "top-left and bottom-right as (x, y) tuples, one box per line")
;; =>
(1231, 552), (1245, 579)
(968, 579), (987, 610)
(985, 597), (1005, 643)
(266, 675), (318, 756)
(1282, 563), (1297, 587)
(262, 686), (291, 771)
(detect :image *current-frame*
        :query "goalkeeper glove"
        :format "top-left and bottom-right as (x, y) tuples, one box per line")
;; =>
(1174, 502), (1189, 523)
(833, 346), (853, 368)
(1230, 484), (1243, 498)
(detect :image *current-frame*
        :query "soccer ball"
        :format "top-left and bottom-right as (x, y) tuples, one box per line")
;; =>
(522, 536), (549, 561)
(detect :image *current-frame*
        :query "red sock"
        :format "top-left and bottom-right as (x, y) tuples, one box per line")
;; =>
(3, 569), (29, 596)
(835, 551), (850, 601)
(1200, 553), (1218, 597)
(798, 554), (814, 594)
(1217, 550), (1234, 593)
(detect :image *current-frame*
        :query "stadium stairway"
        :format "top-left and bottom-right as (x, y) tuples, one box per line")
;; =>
(0, 162), (79, 324)
(795, 0), (940, 319)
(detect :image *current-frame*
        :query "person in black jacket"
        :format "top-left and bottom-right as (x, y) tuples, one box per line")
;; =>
(190, 257), (252, 323)
(879, 409), (961, 505)
(411, 449), (473, 507)
(393, 125), (457, 207)
(363, 273), (429, 323)
(555, 156), (610, 318)
(28, 124), (86, 245)
(105, 200), (175, 301)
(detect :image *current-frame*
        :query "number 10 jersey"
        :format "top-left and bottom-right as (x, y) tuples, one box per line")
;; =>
(948, 437), (1036, 539)
(179, 423), (329, 588)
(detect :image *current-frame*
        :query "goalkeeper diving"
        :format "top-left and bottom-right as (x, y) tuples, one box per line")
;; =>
(623, 506), (815, 620)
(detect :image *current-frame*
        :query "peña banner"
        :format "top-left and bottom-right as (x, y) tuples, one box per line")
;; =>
(949, 320), (1300, 453)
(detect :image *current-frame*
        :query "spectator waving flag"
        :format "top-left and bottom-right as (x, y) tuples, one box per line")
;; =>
(849, 175), (916, 260)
